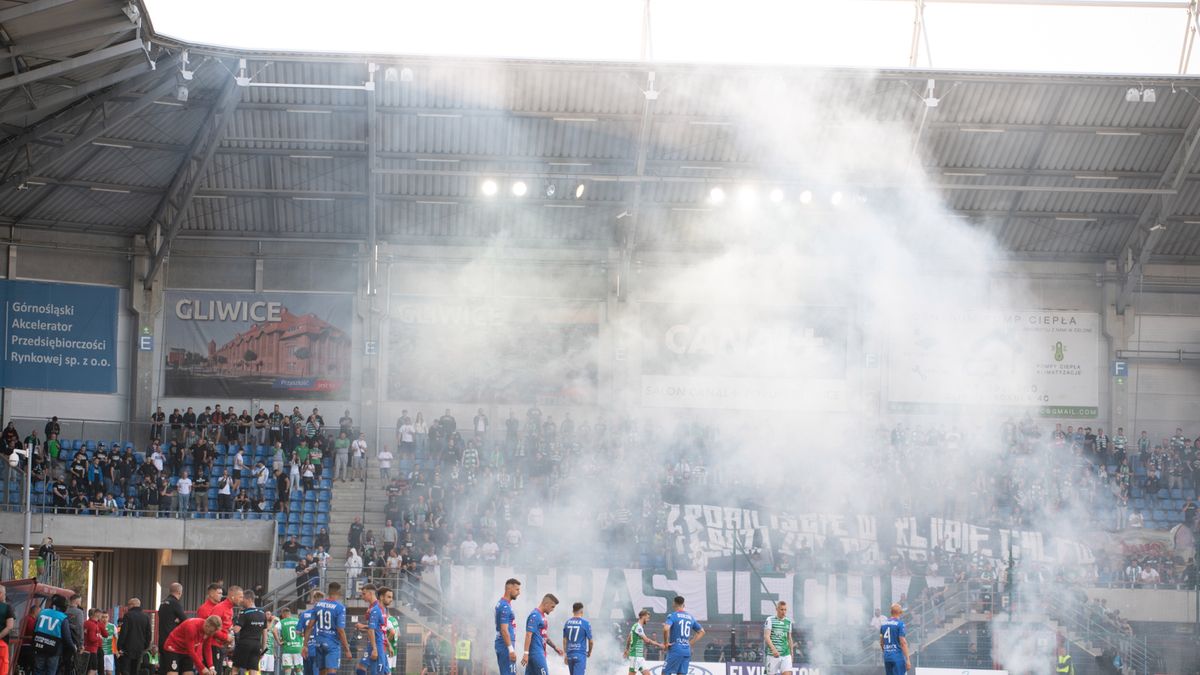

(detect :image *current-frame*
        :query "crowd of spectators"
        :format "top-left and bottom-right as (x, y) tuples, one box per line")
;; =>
(0, 404), (360, 518)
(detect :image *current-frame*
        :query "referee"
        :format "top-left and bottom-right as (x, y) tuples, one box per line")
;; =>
(231, 592), (266, 675)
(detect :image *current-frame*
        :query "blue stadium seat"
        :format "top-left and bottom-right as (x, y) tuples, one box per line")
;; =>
(301, 524), (314, 537)
(72, 440), (82, 451)
(316, 502), (330, 515)
(302, 501), (316, 514)
(301, 512), (315, 525)
(275, 512), (287, 524)
(85, 440), (95, 451)
(316, 513), (329, 526)
(300, 536), (314, 548)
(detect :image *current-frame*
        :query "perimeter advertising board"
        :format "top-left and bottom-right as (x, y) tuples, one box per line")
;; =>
(887, 310), (1100, 418)
(639, 304), (848, 411)
(1, 280), (117, 393)
(163, 291), (352, 398)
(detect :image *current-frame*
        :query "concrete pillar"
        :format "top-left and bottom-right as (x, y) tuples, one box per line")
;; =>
(129, 235), (164, 432)
(1103, 260), (1135, 432)
(358, 245), (383, 449)
(606, 247), (637, 408)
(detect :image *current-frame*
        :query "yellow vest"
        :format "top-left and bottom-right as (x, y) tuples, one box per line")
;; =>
(1056, 654), (1073, 674)
(455, 639), (471, 660)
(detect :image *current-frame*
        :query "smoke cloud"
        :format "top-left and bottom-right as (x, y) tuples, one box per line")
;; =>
(386, 68), (1102, 675)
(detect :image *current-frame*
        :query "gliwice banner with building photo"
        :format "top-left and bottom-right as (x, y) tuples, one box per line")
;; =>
(386, 298), (600, 404)
(163, 291), (352, 399)
(639, 304), (849, 411)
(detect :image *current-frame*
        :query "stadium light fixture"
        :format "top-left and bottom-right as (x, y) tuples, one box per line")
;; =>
(384, 67), (399, 83)
(512, 181), (528, 197)
(769, 188), (784, 204)
(481, 180), (499, 196)
(574, 183), (586, 199)
(1142, 88), (1156, 103)
(1125, 87), (1141, 103)
(830, 191), (844, 206)
(545, 183), (556, 198)
(798, 190), (813, 205)
(708, 187), (726, 205)
(175, 85), (189, 103)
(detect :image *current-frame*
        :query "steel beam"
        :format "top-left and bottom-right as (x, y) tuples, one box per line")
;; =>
(1116, 101), (1200, 312)
(0, 69), (178, 190)
(0, 0), (76, 24)
(0, 39), (145, 94)
(144, 77), (241, 288)
(366, 80), (377, 290)
(0, 18), (135, 60)
(0, 57), (161, 128)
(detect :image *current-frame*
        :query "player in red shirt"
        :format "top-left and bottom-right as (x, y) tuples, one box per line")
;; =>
(196, 584), (240, 646)
(84, 609), (109, 675)
(162, 616), (222, 675)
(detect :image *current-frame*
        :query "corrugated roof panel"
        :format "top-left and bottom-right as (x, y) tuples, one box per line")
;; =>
(69, 147), (182, 188)
(25, 184), (158, 231)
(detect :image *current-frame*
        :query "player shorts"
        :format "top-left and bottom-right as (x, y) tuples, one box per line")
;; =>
(282, 654), (304, 669)
(358, 655), (387, 675)
(259, 654), (275, 673)
(767, 655), (792, 675)
(387, 655), (396, 671)
(233, 643), (263, 670)
(884, 657), (907, 675)
(160, 650), (193, 675)
(103, 655), (115, 673)
(663, 652), (691, 675)
(627, 656), (645, 673)
(313, 642), (341, 672)
(88, 652), (103, 672)
(524, 657), (548, 675)
(495, 650), (516, 675)
(566, 654), (587, 675)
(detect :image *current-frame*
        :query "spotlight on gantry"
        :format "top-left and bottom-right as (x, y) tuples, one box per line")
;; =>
(574, 183), (586, 199)
(830, 191), (844, 206)
(769, 188), (784, 203)
(736, 185), (757, 207)
(511, 181), (528, 197)
(798, 190), (813, 205)
(545, 183), (556, 198)
(481, 180), (498, 196)
(708, 186), (726, 204)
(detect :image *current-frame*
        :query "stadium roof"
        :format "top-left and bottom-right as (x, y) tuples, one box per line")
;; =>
(1, 0), (1199, 285)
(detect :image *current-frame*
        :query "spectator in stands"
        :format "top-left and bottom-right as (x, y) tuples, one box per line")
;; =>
(339, 410), (353, 438)
(346, 549), (363, 595)
(351, 433), (368, 482)
(378, 446), (393, 480)
(334, 433), (350, 482)
(216, 470), (234, 516)
(281, 536), (300, 563)
(234, 490), (252, 519)
(176, 469), (192, 516)
(192, 471), (209, 515)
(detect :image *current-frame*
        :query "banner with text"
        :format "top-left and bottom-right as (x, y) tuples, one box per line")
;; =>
(387, 298), (600, 405)
(639, 304), (848, 411)
(666, 504), (1095, 570)
(163, 291), (352, 399)
(2, 280), (117, 393)
(887, 310), (1100, 418)
(447, 565), (942, 626)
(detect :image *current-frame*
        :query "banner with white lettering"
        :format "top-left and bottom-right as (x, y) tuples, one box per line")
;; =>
(638, 304), (848, 411)
(447, 566), (938, 627)
(887, 310), (1100, 418)
(2, 280), (117, 393)
(665, 505), (1096, 570)
(386, 298), (599, 404)
(163, 291), (352, 398)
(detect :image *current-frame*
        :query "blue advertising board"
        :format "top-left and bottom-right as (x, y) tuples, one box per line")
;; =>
(1, 280), (117, 393)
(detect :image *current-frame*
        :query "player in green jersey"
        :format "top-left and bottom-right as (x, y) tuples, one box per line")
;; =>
(385, 614), (401, 672)
(260, 611), (282, 675)
(278, 608), (304, 675)
(763, 601), (794, 675)
(624, 610), (663, 675)
(101, 614), (117, 675)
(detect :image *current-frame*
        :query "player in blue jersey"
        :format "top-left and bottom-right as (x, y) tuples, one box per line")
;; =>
(356, 586), (393, 675)
(297, 591), (323, 675)
(302, 583), (351, 675)
(879, 604), (911, 675)
(562, 602), (593, 675)
(662, 596), (705, 675)
(494, 578), (522, 675)
(520, 594), (564, 675)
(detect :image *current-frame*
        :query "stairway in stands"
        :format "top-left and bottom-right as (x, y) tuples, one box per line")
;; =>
(327, 472), (391, 559)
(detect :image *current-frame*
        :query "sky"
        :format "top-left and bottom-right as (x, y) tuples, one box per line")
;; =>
(143, 0), (1196, 74)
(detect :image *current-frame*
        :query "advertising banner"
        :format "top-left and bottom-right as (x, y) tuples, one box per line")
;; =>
(1, 280), (117, 393)
(447, 565), (943, 626)
(163, 291), (352, 399)
(665, 505), (1095, 570)
(639, 304), (848, 411)
(887, 310), (1100, 418)
(386, 298), (600, 405)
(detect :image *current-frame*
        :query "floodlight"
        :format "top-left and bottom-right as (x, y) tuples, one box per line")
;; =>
(798, 190), (813, 205)
(545, 183), (556, 198)
(736, 185), (757, 206)
(1126, 88), (1141, 103)
(481, 180), (498, 196)
(769, 188), (784, 203)
(830, 191), (844, 206)
(400, 68), (414, 83)
(708, 187), (726, 204)
(574, 183), (586, 199)
(175, 85), (189, 103)
(384, 68), (399, 83)
(1142, 88), (1156, 103)
(512, 181), (528, 197)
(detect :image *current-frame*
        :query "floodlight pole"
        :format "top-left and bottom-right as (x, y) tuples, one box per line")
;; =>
(19, 445), (31, 578)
